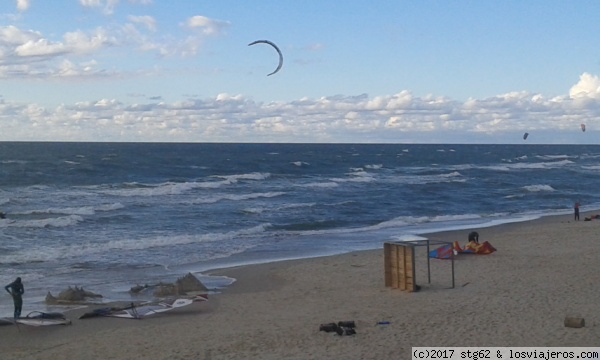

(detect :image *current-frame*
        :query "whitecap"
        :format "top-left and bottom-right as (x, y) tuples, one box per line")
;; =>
(522, 184), (555, 192)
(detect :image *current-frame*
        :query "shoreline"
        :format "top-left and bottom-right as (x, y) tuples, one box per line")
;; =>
(2, 211), (599, 359)
(0, 208), (585, 318)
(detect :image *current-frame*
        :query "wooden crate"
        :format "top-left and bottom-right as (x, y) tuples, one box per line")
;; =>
(384, 242), (416, 292)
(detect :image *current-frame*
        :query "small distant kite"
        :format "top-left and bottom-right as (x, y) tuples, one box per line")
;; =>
(523, 132), (529, 140)
(581, 123), (586, 132)
(248, 40), (283, 76)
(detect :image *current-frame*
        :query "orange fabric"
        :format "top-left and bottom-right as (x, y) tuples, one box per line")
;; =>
(462, 240), (496, 254)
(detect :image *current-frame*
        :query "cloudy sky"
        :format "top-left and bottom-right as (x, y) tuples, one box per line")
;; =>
(1, 1), (600, 143)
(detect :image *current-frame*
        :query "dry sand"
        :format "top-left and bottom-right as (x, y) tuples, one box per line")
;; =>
(1, 213), (599, 359)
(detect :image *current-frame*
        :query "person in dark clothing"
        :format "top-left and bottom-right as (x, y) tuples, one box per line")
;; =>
(5, 277), (24, 319)
(468, 231), (479, 243)
(574, 202), (580, 221)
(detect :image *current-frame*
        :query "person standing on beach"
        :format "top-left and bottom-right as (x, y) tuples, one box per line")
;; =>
(574, 202), (580, 221)
(4, 277), (24, 319)
(468, 231), (479, 243)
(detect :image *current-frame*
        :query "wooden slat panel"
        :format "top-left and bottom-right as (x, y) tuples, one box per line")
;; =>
(406, 246), (415, 292)
(384, 242), (392, 287)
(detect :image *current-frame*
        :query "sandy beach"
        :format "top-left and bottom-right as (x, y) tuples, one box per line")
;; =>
(1, 212), (599, 359)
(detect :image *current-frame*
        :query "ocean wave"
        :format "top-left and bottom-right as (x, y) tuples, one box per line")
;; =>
(391, 172), (465, 185)
(511, 159), (574, 169)
(191, 191), (286, 204)
(291, 161), (309, 167)
(480, 165), (512, 171)
(18, 203), (124, 216)
(1, 215), (84, 229)
(214, 172), (271, 182)
(0, 224), (270, 265)
(243, 202), (316, 214)
(535, 154), (575, 160)
(0, 160), (28, 164)
(99, 180), (228, 196)
(282, 213), (484, 236)
(300, 182), (338, 188)
(581, 165), (600, 171)
(331, 169), (376, 183)
(478, 159), (574, 171)
(522, 184), (555, 192)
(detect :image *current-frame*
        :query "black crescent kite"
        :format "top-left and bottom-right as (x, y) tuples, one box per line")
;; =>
(248, 40), (283, 76)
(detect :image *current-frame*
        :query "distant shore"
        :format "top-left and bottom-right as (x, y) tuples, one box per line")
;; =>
(2, 211), (599, 359)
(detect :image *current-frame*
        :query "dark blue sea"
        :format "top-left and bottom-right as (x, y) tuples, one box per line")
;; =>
(1, 142), (598, 316)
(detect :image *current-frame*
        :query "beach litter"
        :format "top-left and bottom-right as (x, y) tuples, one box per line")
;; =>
(319, 320), (356, 335)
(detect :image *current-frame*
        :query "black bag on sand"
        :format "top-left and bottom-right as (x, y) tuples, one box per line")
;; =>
(337, 320), (355, 328)
(344, 328), (356, 335)
(319, 323), (339, 333)
(320, 321), (355, 336)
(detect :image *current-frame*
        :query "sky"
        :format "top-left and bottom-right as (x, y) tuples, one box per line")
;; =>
(1, 1), (600, 143)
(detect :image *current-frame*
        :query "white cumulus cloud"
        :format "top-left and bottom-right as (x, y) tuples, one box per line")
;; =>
(128, 15), (157, 32)
(16, 0), (30, 11)
(569, 72), (600, 99)
(185, 16), (230, 35)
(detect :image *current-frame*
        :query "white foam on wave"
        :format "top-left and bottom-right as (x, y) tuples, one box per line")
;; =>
(391, 171), (465, 185)
(522, 184), (555, 192)
(300, 182), (338, 188)
(291, 161), (309, 167)
(18, 203), (124, 216)
(535, 154), (574, 160)
(243, 202), (316, 215)
(94, 172), (271, 197)
(390, 234), (428, 242)
(100, 180), (226, 197)
(285, 213), (484, 236)
(512, 159), (574, 169)
(331, 169), (376, 183)
(192, 191), (286, 204)
(0, 224), (270, 265)
(2, 215), (84, 228)
(477, 159), (574, 172)
(0, 160), (28, 164)
(480, 165), (511, 171)
(581, 165), (600, 171)
(215, 172), (271, 182)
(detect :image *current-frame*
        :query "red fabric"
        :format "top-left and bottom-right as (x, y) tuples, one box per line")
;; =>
(462, 241), (496, 255)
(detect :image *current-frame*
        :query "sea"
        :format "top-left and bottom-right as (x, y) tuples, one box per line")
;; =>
(1, 142), (599, 317)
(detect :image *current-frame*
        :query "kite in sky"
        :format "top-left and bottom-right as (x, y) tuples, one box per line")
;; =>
(248, 40), (283, 76)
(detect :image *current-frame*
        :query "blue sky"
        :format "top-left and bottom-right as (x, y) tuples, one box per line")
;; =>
(1, 1), (599, 143)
